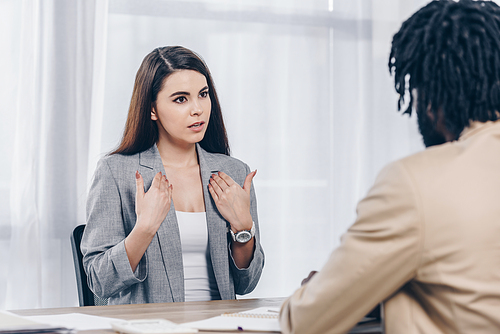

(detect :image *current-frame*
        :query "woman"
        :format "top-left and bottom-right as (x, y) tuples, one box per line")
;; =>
(81, 46), (264, 304)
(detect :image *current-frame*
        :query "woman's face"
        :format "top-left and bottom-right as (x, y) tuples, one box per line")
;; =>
(152, 69), (211, 148)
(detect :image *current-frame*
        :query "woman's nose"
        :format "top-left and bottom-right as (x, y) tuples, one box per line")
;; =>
(190, 100), (203, 116)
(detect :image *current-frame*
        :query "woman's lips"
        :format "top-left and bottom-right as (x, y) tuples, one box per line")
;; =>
(188, 121), (205, 132)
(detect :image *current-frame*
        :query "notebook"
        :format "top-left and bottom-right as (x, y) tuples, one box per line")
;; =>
(180, 307), (280, 332)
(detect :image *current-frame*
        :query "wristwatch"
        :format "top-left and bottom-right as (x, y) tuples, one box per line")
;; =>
(229, 221), (255, 243)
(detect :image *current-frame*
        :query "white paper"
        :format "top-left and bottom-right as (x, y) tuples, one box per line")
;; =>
(25, 313), (123, 330)
(180, 307), (280, 332)
(0, 311), (48, 329)
(238, 307), (280, 316)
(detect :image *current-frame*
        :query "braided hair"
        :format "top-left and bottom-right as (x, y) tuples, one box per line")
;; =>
(389, 0), (500, 140)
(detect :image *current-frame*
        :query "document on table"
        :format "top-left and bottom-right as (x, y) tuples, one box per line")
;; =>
(0, 310), (72, 333)
(25, 313), (124, 331)
(181, 307), (281, 332)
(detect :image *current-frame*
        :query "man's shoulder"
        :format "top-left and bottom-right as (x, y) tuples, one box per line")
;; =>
(373, 141), (464, 192)
(399, 120), (500, 171)
(397, 141), (462, 173)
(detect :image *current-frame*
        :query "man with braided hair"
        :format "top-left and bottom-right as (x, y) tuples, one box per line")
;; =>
(279, 1), (500, 333)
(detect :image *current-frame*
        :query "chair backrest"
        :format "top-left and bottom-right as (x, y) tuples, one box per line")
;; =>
(70, 224), (108, 306)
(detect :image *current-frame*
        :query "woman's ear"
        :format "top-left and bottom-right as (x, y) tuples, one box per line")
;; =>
(151, 108), (158, 121)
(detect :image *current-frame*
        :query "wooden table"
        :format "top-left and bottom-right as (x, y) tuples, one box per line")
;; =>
(12, 297), (382, 333)
(12, 298), (285, 333)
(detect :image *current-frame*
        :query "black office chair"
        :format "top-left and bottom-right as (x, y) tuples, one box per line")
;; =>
(70, 224), (108, 306)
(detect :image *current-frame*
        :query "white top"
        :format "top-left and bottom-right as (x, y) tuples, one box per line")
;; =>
(176, 211), (220, 301)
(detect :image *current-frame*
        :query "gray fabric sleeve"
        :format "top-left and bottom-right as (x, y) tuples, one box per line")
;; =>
(81, 158), (147, 299)
(228, 163), (265, 295)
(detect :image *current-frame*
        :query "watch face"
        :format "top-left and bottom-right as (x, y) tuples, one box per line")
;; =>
(235, 231), (252, 243)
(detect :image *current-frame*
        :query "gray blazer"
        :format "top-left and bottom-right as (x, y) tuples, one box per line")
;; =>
(81, 144), (264, 305)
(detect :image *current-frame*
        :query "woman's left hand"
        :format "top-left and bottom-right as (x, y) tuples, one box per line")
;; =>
(208, 170), (256, 232)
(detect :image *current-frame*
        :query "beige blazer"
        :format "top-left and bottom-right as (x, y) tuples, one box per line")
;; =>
(280, 121), (500, 334)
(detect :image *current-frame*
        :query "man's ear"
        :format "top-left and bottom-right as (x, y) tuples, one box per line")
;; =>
(426, 104), (435, 122)
(429, 105), (456, 141)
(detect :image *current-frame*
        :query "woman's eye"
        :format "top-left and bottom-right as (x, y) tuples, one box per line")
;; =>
(174, 96), (187, 103)
(200, 91), (208, 98)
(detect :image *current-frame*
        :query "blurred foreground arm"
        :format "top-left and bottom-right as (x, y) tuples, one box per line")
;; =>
(279, 161), (421, 334)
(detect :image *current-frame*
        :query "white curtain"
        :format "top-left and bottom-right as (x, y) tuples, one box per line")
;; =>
(0, 0), (22, 309)
(1, 0), (108, 309)
(0, 0), (428, 309)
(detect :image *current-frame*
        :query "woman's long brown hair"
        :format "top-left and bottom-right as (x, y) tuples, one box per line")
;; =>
(111, 46), (230, 156)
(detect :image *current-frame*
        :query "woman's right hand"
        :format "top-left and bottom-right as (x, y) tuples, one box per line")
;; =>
(125, 171), (172, 272)
(135, 171), (173, 236)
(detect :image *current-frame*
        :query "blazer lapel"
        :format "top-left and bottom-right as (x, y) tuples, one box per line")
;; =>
(139, 144), (185, 302)
(197, 144), (233, 300)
